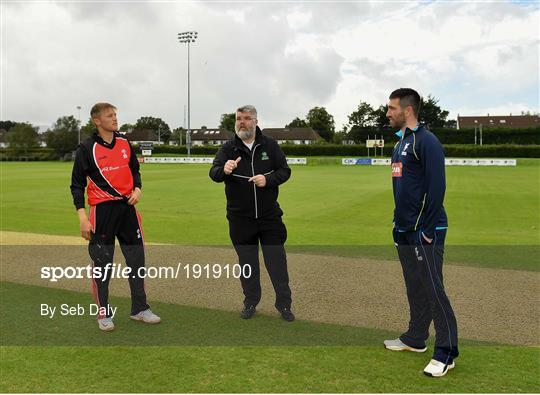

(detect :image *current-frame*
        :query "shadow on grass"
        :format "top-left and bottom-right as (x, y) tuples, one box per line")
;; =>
(0, 281), (491, 347)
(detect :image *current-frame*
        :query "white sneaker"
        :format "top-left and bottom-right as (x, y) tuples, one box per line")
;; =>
(423, 359), (455, 377)
(130, 309), (161, 324)
(98, 317), (115, 332)
(384, 338), (427, 352)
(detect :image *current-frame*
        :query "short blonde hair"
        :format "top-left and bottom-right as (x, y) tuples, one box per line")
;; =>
(91, 102), (117, 119)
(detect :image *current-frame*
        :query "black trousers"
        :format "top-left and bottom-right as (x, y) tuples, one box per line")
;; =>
(88, 200), (149, 318)
(228, 215), (292, 310)
(393, 228), (459, 364)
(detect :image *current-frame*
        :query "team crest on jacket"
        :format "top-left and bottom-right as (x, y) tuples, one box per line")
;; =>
(401, 143), (410, 156)
(261, 151), (269, 160)
(121, 149), (128, 159)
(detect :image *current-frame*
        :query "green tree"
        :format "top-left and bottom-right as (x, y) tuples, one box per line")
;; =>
(171, 127), (186, 145)
(134, 116), (171, 143)
(372, 105), (389, 130)
(419, 95), (449, 128)
(45, 115), (79, 155)
(445, 119), (457, 129)
(219, 113), (235, 132)
(306, 107), (335, 142)
(285, 117), (308, 128)
(80, 118), (97, 141)
(119, 123), (135, 134)
(6, 123), (39, 153)
(0, 120), (17, 131)
(347, 101), (375, 128)
(332, 125), (348, 144)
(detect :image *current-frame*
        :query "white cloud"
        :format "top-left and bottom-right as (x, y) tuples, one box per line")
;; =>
(1, 1), (538, 131)
(452, 102), (539, 119)
(286, 9), (311, 30)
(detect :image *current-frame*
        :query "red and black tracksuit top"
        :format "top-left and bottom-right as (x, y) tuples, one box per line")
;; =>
(70, 132), (141, 210)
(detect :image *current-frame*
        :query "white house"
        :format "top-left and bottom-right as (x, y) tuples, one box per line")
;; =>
(262, 128), (321, 144)
(125, 129), (165, 145)
(190, 127), (234, 146)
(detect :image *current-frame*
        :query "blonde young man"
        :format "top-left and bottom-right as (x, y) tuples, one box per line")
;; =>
(70, 103), (160, 331)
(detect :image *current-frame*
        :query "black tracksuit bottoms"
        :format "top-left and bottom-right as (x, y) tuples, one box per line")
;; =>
(228, 215), (292, 310)
(88, 200), (150, 318)
(393, 228), (459, 364)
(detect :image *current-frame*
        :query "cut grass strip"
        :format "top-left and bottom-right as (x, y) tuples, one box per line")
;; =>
(0, 281), (538, 393)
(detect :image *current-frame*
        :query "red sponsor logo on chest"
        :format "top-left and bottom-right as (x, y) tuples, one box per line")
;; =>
(391, 162), (403, 177)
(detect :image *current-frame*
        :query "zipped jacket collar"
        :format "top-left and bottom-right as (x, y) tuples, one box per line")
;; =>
(93, 131), (118, 148)
(395, 123), (423, 139)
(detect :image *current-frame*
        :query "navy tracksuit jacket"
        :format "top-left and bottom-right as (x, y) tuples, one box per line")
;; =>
(391, 124), (459, 364)
(391, 124), (448, 238)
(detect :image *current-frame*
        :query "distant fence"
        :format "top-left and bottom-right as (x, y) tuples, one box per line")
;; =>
(141, 157), (307, 164)
(342, 158), (517, 166)
(1, 144), (539, 161)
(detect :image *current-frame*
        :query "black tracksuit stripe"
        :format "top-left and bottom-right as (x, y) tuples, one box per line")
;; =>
(92, 142), (122, 197)
(87, 173), (122, 199)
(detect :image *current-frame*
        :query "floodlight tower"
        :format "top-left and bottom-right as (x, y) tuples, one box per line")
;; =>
(178, 31), (198, 157)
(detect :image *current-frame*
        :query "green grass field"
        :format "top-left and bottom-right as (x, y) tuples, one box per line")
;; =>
(1, 282), (539, 393)
(1, 160), (539, 269)
(1, 159), (539, 392)
(2, 160), (539, 246)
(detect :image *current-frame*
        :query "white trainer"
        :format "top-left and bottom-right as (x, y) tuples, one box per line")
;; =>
(383, 338), (427, 352)
(98, 317), (115, 332)
(130, 309), (161, 324)
(423, 359), (455, 377)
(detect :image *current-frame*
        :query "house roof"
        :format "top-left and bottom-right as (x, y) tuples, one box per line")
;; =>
(262, 127), (321, 141)
(457, 114), (539, 129)
(191, 128), (234, 141)
(126, 129), (159, 141)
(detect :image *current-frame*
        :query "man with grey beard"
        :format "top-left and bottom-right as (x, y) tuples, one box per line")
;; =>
(209, 105), (294, 322)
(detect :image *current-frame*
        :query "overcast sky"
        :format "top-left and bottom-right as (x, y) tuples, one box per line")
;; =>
(2, 1), (539, 131)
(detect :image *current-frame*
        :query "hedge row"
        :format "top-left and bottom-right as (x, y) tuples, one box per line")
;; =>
(349, 126), (540, 145)
(442, 144), (540, 158)
(1, 144), (539, 160)
(0, 148), (60, 161)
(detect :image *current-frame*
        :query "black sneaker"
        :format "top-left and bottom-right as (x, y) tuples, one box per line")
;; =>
(240, 305), (256, 319)
(278, 307), (295, 322)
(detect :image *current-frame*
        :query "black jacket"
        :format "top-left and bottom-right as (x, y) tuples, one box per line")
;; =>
(209, 127), (291, 219)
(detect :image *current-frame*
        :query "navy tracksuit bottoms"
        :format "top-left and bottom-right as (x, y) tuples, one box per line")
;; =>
(393, 228), (459, 364)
